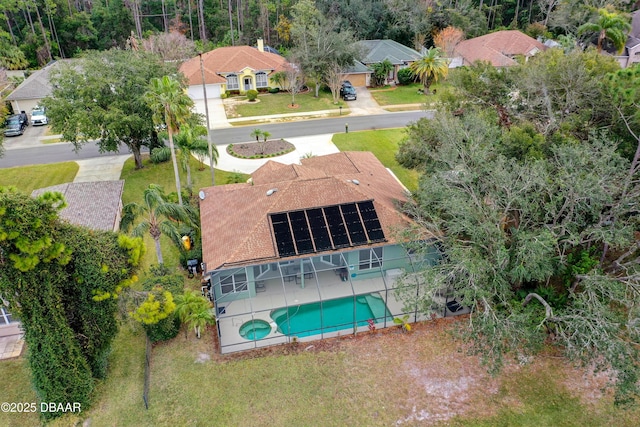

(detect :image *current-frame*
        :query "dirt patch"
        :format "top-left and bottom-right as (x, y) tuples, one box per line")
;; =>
(227, 139), (295, 158)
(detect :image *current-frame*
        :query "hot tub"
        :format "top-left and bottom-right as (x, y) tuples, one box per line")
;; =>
(238, 319), (272, 340)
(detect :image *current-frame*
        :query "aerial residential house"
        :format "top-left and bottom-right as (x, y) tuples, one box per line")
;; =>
(0, 181), (125, 339)
(179, 39), (290, 99)
(356, 39), (423, 84)
(619, 10), (640, 68)
(5, 60), (68, 114)
(452, 30), (548, 67)
(198, 152), (441, 353)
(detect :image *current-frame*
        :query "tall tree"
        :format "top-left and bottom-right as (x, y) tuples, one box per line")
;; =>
(42, 49), (176, 169)
(144, 75), (194, 206)
(120, 184), (198, 265)
(409, 47), (449, 94)
(290, 0), (357, 97)
(0, 188), (144, 419)
(577, 6), (631, 53)
(396, 110), (640, 404)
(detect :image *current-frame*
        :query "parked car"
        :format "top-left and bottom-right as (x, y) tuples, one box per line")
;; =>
(3, 112), (28, 137)
(31, 107), (48, 126)
(339, 81), (353, 98)
(341, 85), (357, 101)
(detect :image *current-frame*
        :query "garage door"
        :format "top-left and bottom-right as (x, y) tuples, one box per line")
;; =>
(188, 84), (222, 99)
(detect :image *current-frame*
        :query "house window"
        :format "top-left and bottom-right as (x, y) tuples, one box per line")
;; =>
(220, 270), (247, 294)
(226, 74), (239, 90)
(359, 247), (383, 270)
(0, 307), (13, 325)
(256, 72), (268, 88)
(253, 264), (270, 278)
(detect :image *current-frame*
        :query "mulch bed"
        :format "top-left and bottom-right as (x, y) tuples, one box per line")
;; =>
(227, 139), (295, 158)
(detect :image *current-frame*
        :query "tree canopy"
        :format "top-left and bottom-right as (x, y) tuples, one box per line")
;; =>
(42, 49), (177, 169)
(0, 187), (144, 418)
(396, 110), (640, 404)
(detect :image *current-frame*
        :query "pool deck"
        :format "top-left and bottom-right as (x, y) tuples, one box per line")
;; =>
(215, 268), (420, 353)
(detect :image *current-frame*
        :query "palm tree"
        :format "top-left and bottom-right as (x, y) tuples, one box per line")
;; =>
(144, 75), (194, 206)
(120, 184), (198, 265)
(578, 7), (631, 53)
(250, 128), (263, 142)
(174, 289), (215, 338)
(174, 123), (216, 189)
(409, 47), (449, 94)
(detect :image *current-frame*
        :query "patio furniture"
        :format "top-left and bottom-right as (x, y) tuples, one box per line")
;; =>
(256, 281), (266, 292)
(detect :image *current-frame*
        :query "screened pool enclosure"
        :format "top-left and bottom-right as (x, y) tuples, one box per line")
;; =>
(207, 244), (441, 354)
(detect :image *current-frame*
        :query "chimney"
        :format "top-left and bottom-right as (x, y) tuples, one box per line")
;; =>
(257, 38), (264, 53)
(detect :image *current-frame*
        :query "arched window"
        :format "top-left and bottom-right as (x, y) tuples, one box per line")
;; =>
(256, 72), (268, 88)
(226, 74), (239, 90)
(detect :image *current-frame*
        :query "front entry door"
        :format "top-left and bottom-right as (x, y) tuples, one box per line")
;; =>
(244, 77), (252, 91)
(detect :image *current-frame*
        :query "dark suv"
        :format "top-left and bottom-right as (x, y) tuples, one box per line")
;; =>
(3, 112), (29, 137)
(340, 81), (357, 101)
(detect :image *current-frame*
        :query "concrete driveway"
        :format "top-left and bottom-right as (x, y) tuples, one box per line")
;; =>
(347, 86), (387, 116)
(3, 123), (49, 150)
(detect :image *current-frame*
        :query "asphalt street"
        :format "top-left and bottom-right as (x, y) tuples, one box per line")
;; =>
(0, 111), (433, 168)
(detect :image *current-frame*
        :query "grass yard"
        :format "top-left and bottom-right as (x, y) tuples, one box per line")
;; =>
(332, 128), (419, 192)
(226, 90), (345, 119)
(2, 317), (635, 426)
(370, 82), (448, 107)
(119, 154), (249, 270)
(0, 162), (79, 194)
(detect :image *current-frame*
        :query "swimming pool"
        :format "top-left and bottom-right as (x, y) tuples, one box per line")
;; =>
(271, 293), (392, 338)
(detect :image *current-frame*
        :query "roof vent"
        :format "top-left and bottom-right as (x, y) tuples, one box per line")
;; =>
(266, 188), (278, 196)
(350, 179), (360, 185)
(198, 190), (206, 200)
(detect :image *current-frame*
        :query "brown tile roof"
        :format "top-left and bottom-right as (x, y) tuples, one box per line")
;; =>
(453, 30), (547, 67)
(179, 46), (290, 86)
(31, 181), (124, 232)
(199, 152), (410, 270)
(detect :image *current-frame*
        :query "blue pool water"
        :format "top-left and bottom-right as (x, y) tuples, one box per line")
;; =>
(239, 319), (272, 340)
(271, 294), (392, 338)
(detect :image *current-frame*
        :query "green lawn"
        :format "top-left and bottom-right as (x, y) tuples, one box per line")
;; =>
(332, 128), (419, 192)
(0, 162), (79, 194)
(119, 154), (249, 270)
(1, 318), (635, 426)
(369, 82), (447, 106)
(227, 90), (346, 118)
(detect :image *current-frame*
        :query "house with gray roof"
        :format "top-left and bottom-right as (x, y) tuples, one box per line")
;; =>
(619, 11), (640, 68)
(5, 60), (68, 113)
(356, 39), (423, 84)
(31, 180), (125, 232)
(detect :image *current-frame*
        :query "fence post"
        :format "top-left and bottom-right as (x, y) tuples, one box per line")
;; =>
(143, 335), (151, 409)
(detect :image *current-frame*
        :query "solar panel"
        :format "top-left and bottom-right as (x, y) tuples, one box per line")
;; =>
(341, 203), (367, 244)
(269, 201), (386, 257)
(270, 213), (296, 257)
(289, 210), (314, 254)
(324, 205), (350, 248)
(357, 201), (385, 242)
(306, 208), (333, 251)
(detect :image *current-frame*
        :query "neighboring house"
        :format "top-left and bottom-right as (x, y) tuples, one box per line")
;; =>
(1, 180), (126, 338)
(31, 181), (125, 232)
(340, 60), (372, 87)
(618, 10), (640, 68)
(199, 152), (441, 354)
(5, 60), (68, 113)
(452, 30), (548, 67)
(179, 39), (290, 99)
(356, 39), (423, 84)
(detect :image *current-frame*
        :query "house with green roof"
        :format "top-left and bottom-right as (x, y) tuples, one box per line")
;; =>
(356, 39), (423, 84)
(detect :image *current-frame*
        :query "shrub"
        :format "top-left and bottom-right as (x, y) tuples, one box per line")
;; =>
(397, 68), (414, 85)
(246, 89), (259, 101)
(268, 87), (280, 94)
(144, 315), (181, 342)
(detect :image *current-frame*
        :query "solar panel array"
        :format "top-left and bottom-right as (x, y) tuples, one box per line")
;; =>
(270, 200), (385, 257)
